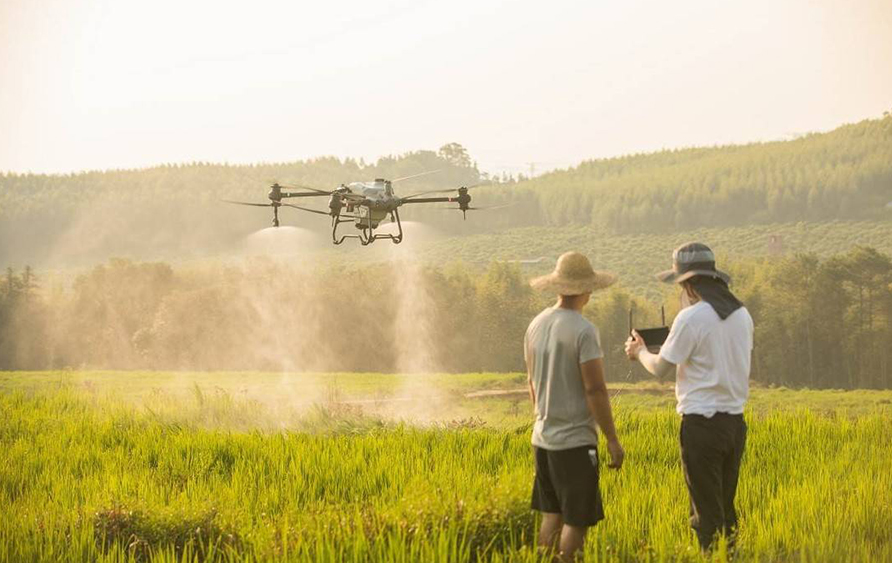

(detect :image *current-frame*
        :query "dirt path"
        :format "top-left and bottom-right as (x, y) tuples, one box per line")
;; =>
(463, 387), (670, 398)
(338, 386), (671, 405)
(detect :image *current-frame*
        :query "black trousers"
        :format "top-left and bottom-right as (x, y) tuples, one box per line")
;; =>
(680, 412), (747, 550)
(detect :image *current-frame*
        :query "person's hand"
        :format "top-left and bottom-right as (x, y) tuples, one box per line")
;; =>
(624, 330), (646, 361)
(606, 437), (625, 469)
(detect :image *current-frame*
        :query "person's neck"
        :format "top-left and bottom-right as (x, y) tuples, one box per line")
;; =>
(556, 297), (585, 312)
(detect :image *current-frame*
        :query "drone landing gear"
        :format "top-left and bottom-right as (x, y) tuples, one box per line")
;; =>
(332, 209), (404, 245)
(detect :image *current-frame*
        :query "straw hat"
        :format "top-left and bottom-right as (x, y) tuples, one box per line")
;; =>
(530, 252), (617, 295)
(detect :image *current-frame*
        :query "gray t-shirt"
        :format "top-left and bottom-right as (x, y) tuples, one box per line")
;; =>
(524, 307), (603, 450)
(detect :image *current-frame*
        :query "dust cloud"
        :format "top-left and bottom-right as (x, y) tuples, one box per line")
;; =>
(380, 220), (463, 422)
(31, 213), (485, 427)
(242, 226), (324, 256)
(388, 221), (444, 374)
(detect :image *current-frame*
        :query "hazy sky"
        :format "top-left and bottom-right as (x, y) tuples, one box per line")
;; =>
(1, 0), (890, 176)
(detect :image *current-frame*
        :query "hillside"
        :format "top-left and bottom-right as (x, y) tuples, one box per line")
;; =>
(517, 114), (892, 231)
(1, 115), (890, 267)
(469, 114), (892, 234)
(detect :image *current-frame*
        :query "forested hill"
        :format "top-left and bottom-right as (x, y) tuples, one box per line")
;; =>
(1, 115), (890, 266)
(495, 113), (892, 232)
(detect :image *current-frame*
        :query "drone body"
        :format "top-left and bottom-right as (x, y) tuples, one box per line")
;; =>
(226, 175), (476, 246)
(335, 179), (402, 231)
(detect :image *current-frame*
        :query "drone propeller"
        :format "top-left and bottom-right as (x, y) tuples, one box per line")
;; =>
(223, 199), (283, 227)
(391, 169), (441, 183)
(279, 202), (331, 216)
(467, 202), (516, 211)
(223, 199), (274, 208)
(277, 183), (332, 195)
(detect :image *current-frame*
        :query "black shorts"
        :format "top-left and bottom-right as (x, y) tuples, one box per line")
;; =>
(531, 445), (604, 527)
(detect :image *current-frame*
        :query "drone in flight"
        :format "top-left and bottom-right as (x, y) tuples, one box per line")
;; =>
(225, 172), (499, 245)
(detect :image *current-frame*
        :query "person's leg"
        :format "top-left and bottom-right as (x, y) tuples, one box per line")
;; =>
(550, 446), (602, 561)
(721, 416), (747, 546)
(538, 512), (563, 553)
(558, 524), (588, 562)
(680, 415), (726, 551)
(532, 447), (563, 557)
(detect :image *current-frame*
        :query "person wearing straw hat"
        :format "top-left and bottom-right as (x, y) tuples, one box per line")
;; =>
(525, 251), (625, 562)
(625, 242), (753, 552)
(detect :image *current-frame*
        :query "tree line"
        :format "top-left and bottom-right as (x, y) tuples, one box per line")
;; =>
(2, 247), (890, 389)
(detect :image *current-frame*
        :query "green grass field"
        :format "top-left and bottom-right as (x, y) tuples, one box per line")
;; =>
(2, 371), (891, 562)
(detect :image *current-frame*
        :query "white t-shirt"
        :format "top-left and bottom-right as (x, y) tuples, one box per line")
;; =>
(660, 301), (753, 417)
(525, 307), (603, 450)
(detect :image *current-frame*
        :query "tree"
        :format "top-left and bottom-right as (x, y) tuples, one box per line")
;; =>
(438, 143), (472, 168)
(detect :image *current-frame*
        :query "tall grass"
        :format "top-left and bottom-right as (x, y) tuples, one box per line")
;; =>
(1, 385), (890, 562)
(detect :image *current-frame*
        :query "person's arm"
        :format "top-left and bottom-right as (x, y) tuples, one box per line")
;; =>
(625, 330), (676, 381)
(580, 358), (624, 469)
(524, 333), (536, 411)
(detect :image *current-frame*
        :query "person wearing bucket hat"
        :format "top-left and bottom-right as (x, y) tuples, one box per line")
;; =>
(525, 252), (624, 562)
(625, 242), (753, 552)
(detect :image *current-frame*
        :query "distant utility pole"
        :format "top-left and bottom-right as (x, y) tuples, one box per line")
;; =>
(528, 162), (536, 178)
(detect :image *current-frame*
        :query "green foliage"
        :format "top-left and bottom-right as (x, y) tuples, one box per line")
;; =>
(1, 384), (890, 561)
(734, 246), (892, 389)
(2, 245), (891, 389)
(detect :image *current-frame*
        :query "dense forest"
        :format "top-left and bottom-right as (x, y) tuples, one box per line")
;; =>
(1, 115), (890, 267)
(516, 115), (892, 232)
(2, 247), (890, 389)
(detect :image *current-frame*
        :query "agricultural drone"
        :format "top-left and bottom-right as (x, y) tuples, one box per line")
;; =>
(225, 171), (499, 245)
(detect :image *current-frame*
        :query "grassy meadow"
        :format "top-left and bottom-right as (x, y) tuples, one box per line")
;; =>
(1, 372), (891, 562)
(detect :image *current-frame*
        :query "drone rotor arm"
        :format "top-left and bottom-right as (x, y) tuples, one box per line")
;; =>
(279, 191), (333, 199)
(401, 189), (454, 200)
(398, 196), (454, 205)
(401, 183), (483, 200)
